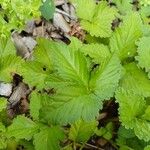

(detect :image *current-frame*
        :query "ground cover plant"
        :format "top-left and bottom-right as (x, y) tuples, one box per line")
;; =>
(0, 0), (150, 149)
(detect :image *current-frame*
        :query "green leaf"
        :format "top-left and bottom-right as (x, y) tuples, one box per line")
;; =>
(34, 38), (53, 70)
(0, 38), (16, 57)
(76, 1), (117, 37)
(7, 116), (39, 140)
(51, 40), (90, 88)
(20, 61), (50, 89)
(90, 54), (122, 101)
(76, 0), (95, 22)
(95, 122), (113, 140)
(119, 63), (150, 97)
(136, 36), (150, 77)
(33, 126), (64, 150)
(29, 91), (41, 121)
(40, 89), (101, 125)
(69, 120), (98, 143)
(144, 145), (150, 150)
(82, 43), (111, 63)
(0, 98), (7, 112)
(115, 89), (146, 129)
(40, 0), (55, 20)
(110, 12), (143, 60)
(0, 55), (22, 82)
(112, 0), (132, 15)
(134, 119), (150, 142)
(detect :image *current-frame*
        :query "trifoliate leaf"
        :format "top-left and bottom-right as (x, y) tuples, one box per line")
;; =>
(112, 0), (132, 15)
(136, 36), (150, 77)
(82, 43), (111, 63)
(40, 0), (55, 20)
(90, 54), (122, 101)
(29, 91), (41, 121)
(33, 126), (64, 150)
(76, 1), (117, 37)
(0, 55), (22, 82)
(110, 12), (143, 60)
(119, 63), (150, 97)
(115, 89), (146, 129)
(7, 116), (39, 140)
(69, 120), (98, 143)
(0, 98), (7, 112)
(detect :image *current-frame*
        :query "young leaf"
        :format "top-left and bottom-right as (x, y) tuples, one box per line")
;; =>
(69, 120), (98, 143)
(7, 116), (39, 140)
(33, 126), (64, 150)
(136, 36), (150, 77)
(110, 12), (143, 60)
(76, 1), (117, 37)
(29, 91), (42, 121)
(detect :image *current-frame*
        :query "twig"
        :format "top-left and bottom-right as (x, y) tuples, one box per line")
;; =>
(85, 143), (104, 150)
(55, 8), (76, 20)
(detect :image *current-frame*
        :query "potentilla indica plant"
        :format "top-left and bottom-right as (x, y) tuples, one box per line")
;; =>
(0, 0), (150, 150)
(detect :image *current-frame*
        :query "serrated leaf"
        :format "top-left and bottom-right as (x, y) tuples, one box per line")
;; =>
(51, 40), (90, 88)
(20, 61), (50, 89)
(136, 36), (150, 77)
(112, 0), (132, 15)
(82, 43), (111, 63)
(69, 120), (98, 143)
(7, 116), (39, 140)
(0, 55), (22, 82)
(33, 126), (64, 150)
(110, 12), (143, 60)
(119, 63), (150, 97)
(40, 89), (101, 125)
(34, 38), (53, 70)
(76, 1), (117, 37)
(29, 91), (41, 121)
(90, 54), (122, 100)
(76, 0), (95, 22)
(40, 0), (55, 20)
(115, 89), (146, 129)
(134, 119), (150, 142)
(0, 38), (16, 57)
